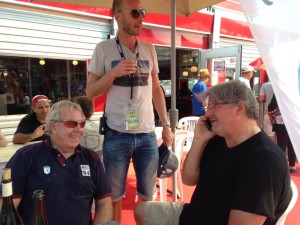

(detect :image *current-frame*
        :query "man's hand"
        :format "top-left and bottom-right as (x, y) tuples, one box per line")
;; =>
(162, 126), (174, 147)
(108, 60), (137, 78)
(33, 124), (46, 139)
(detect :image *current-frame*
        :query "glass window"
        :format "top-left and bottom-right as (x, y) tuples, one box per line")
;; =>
(0, 57), (29, 115)
(0, 56), (87, 115)
(70, 60), (87, 102)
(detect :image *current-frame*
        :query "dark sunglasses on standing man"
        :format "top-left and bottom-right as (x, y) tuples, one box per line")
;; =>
(120, 9), (146, 19)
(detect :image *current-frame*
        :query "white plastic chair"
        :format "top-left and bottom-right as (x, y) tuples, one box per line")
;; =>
(275, 179), (298, 225)
(158, 131), (188, 202)
(177, 116), (199, 161)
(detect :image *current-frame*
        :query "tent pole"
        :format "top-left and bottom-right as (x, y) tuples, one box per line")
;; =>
(170, 0), (179, 203)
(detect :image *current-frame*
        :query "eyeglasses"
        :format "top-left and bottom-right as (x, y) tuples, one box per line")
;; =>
(120, 9), (146, 19)
(53, 120), (86, 128)
(207, 101), (236, 111)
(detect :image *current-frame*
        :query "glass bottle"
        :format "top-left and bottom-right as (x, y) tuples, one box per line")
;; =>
(30, 190), (49, 225)
(0, 168), (24, 225)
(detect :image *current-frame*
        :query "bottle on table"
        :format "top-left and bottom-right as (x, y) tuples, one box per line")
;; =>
(0, 168), (24, 225)
(30, 190), (49, 225)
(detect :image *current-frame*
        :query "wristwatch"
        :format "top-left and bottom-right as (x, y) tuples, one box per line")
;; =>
(162, 121), (171, 127)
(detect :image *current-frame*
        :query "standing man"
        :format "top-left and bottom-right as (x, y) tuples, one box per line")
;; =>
(1, 100), (113, 225)
(86, 0), (173, 222)
(13, 95), (50, 144)
(191, 69), (210, 116)
(134, 80), (292, 225)
(238, 65), (256, 89)
(258, 74), (276, 142)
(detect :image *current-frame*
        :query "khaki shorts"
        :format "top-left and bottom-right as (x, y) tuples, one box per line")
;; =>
(144, 201), (184, 225)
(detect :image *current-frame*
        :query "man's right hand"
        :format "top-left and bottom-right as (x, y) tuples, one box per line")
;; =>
(34, 124), (46, 138)
(108, 60), (137, 78)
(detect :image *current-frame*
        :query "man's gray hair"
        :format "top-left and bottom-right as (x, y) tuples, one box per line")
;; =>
(45, 100), (84, 133)
(204, 80), (258, 120)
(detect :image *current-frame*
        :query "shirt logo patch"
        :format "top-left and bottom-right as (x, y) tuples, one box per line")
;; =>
(43, 166), (51, 174)
(80, 165), (91, 177)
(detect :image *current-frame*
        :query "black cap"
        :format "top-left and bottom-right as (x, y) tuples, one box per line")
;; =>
(157, 144), (179, 179)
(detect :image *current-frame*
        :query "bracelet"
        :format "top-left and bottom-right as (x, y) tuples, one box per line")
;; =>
(162, 121), (171, 127)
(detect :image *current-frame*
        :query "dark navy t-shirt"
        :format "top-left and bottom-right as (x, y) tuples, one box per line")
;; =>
(2, 139), (111, 225)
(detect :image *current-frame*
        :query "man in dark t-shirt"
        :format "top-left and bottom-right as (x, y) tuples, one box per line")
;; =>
(13, 95), (50, 144)
(135, 80), (292, 225)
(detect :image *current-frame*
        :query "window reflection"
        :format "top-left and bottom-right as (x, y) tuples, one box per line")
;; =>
(0, 57), (87, 115)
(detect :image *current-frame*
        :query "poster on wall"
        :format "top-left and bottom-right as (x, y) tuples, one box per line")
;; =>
(214, 61), (226, 84)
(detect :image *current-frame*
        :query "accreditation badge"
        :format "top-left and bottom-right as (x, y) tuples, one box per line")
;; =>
(124, 105), (139, 131)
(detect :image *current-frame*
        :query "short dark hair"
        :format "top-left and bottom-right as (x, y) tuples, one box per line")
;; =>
(76, 96), (94, 119)
(112, 0), (122, 13)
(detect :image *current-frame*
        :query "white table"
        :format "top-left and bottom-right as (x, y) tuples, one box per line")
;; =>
(0, 141), (41, 179)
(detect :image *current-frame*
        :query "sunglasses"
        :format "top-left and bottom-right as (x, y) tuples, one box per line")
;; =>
(121, 9), (146, 19)
(54, 120), (86, 128)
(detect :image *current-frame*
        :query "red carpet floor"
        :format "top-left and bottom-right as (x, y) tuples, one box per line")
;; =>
(121, 162), (300, 225)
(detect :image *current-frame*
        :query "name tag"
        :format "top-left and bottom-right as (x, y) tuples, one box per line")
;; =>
(125, 106), (139, 131)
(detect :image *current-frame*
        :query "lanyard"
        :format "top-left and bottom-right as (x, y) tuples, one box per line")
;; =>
(115, 37), (139, 101)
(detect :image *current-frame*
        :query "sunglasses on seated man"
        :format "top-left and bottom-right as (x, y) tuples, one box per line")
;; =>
(53, 120), (86, 128)
(120, 9), (146, 19)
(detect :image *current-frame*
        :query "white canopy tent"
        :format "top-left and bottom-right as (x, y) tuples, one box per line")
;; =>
(240, 0), (300, 162)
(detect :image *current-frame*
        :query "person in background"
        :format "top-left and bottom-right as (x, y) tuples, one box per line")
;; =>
(0, 100), (113, 225)
(238, 65), (256, 89)
(0, 129), (8, 147)
(191, 69), (210, 116)
(86, 0), (173, 222)
(178, 81), (192, 99)
(76, 96), (102, 156)
(258, 74), (276, 142)
(268, 94), (297, 173)
(23, 92), (31, 113)
(134, 80), (292, 225)
(13, 95), (50, 144)
(178, 81), (192, 118)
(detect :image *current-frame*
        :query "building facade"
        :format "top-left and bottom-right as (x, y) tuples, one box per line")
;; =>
(0, 0), (259, 115)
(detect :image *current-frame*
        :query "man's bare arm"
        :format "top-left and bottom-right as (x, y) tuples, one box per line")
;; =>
(93, 197), (113, 225)
(228, 209), (266, 225)
(13, 124), (45, 144)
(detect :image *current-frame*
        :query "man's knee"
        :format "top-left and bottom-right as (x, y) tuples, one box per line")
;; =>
(134, 202), (146, 225)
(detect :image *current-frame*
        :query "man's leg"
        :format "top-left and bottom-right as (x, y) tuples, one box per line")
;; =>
(103, 128), (133, 223)
(113, 201), (122, 223)
(134, 201), (184, 225)
(134, 132), (158, 201)
(134, 201), (146, 225)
